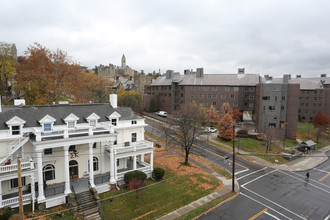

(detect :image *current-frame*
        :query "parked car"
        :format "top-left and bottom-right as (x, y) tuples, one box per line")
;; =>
(205, 127), (217, 133)
(157, 111), (168, 117)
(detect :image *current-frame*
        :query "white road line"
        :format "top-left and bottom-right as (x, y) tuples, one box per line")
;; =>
(313, 168), (329, 173)
(240, 192), (292, 220)
(242, 187), (307, 220)
(237, 167), (267, 180)
(265, 211), (282, 220)
(278, 170), (330, 192)
(235, 169), (249, 175)
(242, 169), (277, 187)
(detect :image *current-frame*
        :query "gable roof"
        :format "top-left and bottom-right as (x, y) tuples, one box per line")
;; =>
(0, 103), (142, 129)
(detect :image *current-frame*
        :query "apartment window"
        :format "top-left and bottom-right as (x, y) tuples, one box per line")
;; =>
(298, 109), (301, 113)
(221, 94), (226, 99)
(44, 123), (51, 132)
(299, 97), (304, 100)
(230, 94), (235, 99)
(302, 91), (305, 94)
(88, 157), (99, 172)
(273, 86), (279, 91)
(301, 103), (304, 106)
(314, 97), (317, 101)
(305, 97), (310, 101)
(225, 87), (230, 91)
(180, 94), (183, 97)
(269, 106), (275, 111)
(249, 95), (254, 100)
(233, 102), (238, 107)
(281, 106), (285, 111)
(11, 177), (26, 189)
(191, 94), (195, 98)
(93, 143), (97, 148)
(319, 97), (322, 101)
(306, 91), (310, 94)
(310, 117), (313, 121)
(191, 86), (196, 91)
(313, 103), (316, 107)
(212, 102), (216, 106)
(313, 110), (316, 114)
(44, 148), (53, 155)
(43, 164), (55, 181)
(268, 123), (276, 128)
(282, 96), (286, 101)
(305, 103), (309, 107)
(244, 103), (248, 107)
(314, 91), (317, 94)
(208, 94), (212, 99)
(212, 87), (217, 91)
(200, 94), (203, 98)
(250, 87), (255, 92)
(213, 94), (217, 99)
(245, 87), (249, 92)
(318, 103), (322, 107)
(245, 94), (249, 99)
(12, 126), (20, 135)
(262, 96), (270, 101)
(319, 91), (323, 95)
(305, 109), (309, 113)
(234, 87), (239, 92)
(164, 93), (167, 97)
(111, 118), (117, 126)
(132, 133), (137, 142)
(199, 86), (203, 91)
(204, 86), (209, 91)
(249, 103), (254, 108)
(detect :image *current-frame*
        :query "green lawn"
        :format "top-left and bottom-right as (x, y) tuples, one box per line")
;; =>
(99, 170), (221, 219)
(297, 122), (329, 149)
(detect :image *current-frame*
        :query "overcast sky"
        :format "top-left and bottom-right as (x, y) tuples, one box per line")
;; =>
(1, 0), (330, 77)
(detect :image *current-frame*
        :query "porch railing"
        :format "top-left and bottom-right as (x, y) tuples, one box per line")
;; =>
(2, 194), (31, 207)
(0, 161), (33, 174)
(44, 185), (65, 197)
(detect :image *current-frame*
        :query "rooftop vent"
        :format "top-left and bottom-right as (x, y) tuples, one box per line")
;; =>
(238, 68), (245, 74)
(321, 74), (327, 77)
(283, 74), (291, 84)
(165, 70), (174, 79)
(196, 68), (204, 78)
(184, 69), (190, 75)
(296, 75), (301, 78)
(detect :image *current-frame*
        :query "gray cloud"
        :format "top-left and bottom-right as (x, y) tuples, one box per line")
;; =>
(1, 0), (330, 77)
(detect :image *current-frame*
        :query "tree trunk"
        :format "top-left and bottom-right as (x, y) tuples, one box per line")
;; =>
(184, 150), (189, 165)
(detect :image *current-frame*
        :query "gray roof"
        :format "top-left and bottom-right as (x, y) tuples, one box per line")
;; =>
(289, 77), (330, 90)
(0, 103), (142, 129)
(151, 73), (260, 86)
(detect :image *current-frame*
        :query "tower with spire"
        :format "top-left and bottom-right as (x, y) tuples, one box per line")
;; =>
(121, 54), (126, 68)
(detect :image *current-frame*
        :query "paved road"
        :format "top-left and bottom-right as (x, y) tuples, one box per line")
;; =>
(145, 118), (330, 220)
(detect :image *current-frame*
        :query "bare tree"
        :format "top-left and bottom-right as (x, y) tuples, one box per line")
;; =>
(164, 101), (205, 165)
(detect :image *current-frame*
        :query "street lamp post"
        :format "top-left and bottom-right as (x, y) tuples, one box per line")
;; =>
(232, 125), (235, 192)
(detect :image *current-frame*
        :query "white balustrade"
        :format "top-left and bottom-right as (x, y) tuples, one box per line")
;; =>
(0, 161), (32, 174)
(2, 194), (31, 207)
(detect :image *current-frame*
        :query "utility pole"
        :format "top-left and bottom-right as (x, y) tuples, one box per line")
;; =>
(18, 157), (24, 220)
(232, 125), (235, 192)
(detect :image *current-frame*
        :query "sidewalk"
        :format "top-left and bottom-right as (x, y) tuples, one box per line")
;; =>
(206, 134), (330, 172)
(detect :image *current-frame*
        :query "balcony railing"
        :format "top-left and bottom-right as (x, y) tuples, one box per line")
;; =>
(0, 161), (34, 174)
(105, 140), (154, 156)
(33, 124), (114, 142)
(2, 194), (31, 207)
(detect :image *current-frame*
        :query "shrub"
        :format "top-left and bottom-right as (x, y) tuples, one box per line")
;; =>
(124, 170), (147, 184)
(0, 207), (12, 220)
(152, 167), (165, 181)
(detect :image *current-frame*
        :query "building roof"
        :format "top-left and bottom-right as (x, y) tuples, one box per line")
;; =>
(151, 73), (260, 86)
(289, 77), (330, 90)
(0, 103), (142, 129)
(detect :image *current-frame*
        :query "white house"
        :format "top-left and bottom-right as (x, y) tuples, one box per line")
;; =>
(0, 95), (154, 209)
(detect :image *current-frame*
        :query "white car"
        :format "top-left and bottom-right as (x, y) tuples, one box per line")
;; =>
(205, 127), (217, 133)
(157, 111), (168, 117)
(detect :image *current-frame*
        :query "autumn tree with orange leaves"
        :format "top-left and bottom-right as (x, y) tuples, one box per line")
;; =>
(232, 108), (243, 122)
(220, 102), (233, 118)
(205, 105), (219, 126)
(313, 112), (330, 142)
(218, 113), (235, 140)
(15, 43), (112, 105)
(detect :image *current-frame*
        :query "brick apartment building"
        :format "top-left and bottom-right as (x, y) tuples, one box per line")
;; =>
(143, 68), (329, 140)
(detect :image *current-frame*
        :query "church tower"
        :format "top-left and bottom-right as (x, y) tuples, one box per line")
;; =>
(121, 54), (126, 68)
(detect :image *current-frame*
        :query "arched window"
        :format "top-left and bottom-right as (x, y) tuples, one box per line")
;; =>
(88, 157), (99, 172)
(43, 164), (55, 181)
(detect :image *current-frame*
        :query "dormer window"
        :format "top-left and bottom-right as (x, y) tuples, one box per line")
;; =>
(64, 113), (79, 129)
(39, 115), (56, 133)
(6, 116), (26, 137)
(131, 120), (137, 125)
(109, 111), (121, 127)
(86, 113), (100, 128)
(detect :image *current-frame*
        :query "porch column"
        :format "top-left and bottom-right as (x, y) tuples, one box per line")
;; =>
(36, 150), (45, 201)
(133, 155), (137, 170)
(110, 147), (116, 183)
(64, 146), (71, 194)
(140, 154), (145, 165)
(100, 142), (105, 173)
(89, 143), (95, 187)
(114, 158), (118, 180)
(0, 180), (2, 208)
(30, 175), (35, 212)
(150, 151), (154, 171)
